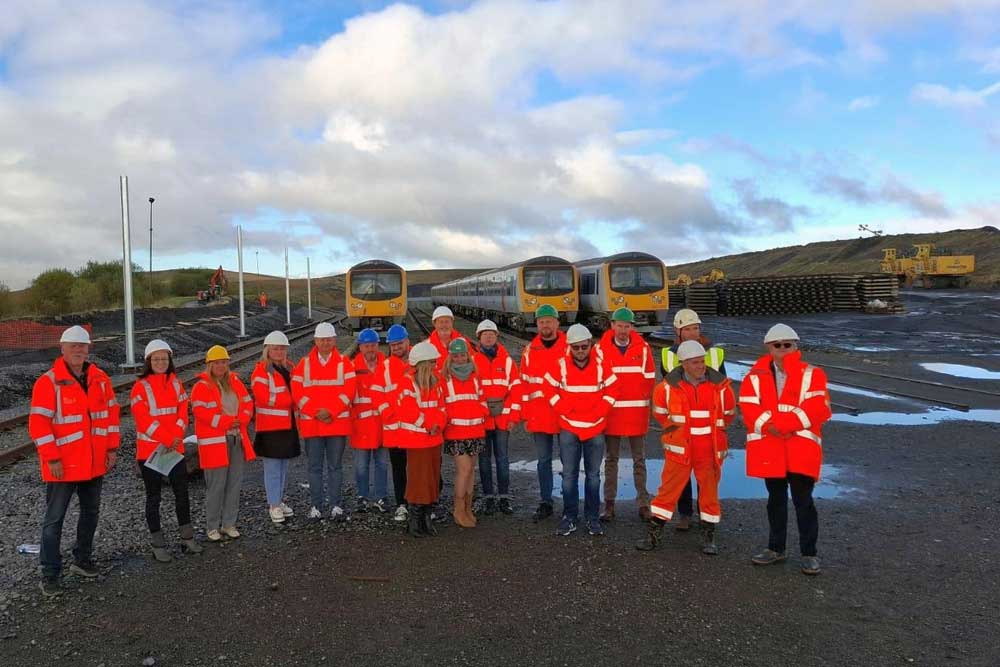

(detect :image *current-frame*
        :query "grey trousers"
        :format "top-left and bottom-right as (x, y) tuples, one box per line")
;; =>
(204, 435), (245, 531)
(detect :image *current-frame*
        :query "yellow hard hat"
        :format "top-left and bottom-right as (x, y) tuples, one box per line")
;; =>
(205, 345), (230, 362)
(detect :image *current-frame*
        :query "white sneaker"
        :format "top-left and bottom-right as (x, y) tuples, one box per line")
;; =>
(308, 506), (322, 519)
(221, 526), (240, 539)
(330, 506), (345, 520)
(280, 502), (294, 517)
(206, 529), (222, 542)
(269, 507), (285, 523)
(393, 504), (408, 522)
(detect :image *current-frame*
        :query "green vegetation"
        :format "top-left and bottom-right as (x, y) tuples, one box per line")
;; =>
(0, 281), (11, 317)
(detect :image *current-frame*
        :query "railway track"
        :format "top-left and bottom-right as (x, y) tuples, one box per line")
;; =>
(0, 312), (346, 467)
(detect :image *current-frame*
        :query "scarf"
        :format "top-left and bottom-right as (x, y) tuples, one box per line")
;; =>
(480, 345), (498, 360)
(450, 362), (475, 381)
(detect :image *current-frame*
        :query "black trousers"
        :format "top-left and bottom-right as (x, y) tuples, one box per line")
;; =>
(139, 461), (191, 534)
(389, 448), (407, 506)
(40, 477), (103, 579)
(765, 473), (819, 557)
(677, 478), (697, 518)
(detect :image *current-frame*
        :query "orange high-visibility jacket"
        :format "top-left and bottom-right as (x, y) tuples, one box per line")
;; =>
(350, 352), (386, 449)
(130, 373), (189, 460)
(395, 373), (446, 449)
(598, 330), (656, 436)
(426, 330), (474, 371)
(738, 352), (831, 480)
(519, 331), (568, 435)
(543, 347), (620, 441)
(652, 368), (735, 466)
(250, 362), (295, 432)
(29, 358), (121, 483)
(474, 344), (521, 430)
(190, 372), (255, 469)
(375, 355), (410, 448)
(291, 348), (356, 438)
(442, 373), (489, 441)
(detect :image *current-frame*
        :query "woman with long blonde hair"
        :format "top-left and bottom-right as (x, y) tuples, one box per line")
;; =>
(441, 339), (488, 528)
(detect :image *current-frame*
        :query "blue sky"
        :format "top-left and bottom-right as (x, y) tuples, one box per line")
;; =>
(1, 0), (998, 287)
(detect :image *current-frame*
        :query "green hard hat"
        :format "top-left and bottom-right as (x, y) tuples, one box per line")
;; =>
(448, 338), (469, 354)
(611, 307), (635, 323)
(535, 304), (559, 320)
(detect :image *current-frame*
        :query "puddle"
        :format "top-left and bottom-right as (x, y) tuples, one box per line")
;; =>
(831, 408), (1000, 426)
(511, 450), (852, 500)
(919, 363), (1000, 381)
(727, 361), (908, 403)
(850, 346), (900, 353)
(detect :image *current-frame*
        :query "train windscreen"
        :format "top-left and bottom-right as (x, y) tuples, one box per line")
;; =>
(609, 262), (663, 294)
(351, 272), (402, 299)
(523, 267), (574, 296)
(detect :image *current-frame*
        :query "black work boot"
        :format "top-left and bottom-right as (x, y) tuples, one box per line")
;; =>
(532, 502), (553, 523)
(150, 531), (172, 563)
(635, 519), (665, 551)
(482, 497), (497, 516)
(420, 505), (437, 536)
(701, 523), (719, 555)
(179, 524), (203, 555)
(407, 504), (425, 538)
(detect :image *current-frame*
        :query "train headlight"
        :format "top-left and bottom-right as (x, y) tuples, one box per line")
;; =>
(562, 296), (573, 305)
(389, 302), (400, 310)
(527, 297), (538, 306)
(352, 302), (364, 310)
(613, 296), (625, 305)
(651, 295), (664, 304)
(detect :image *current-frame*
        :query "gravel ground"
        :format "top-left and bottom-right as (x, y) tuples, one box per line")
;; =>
(0, 293), (997, 665)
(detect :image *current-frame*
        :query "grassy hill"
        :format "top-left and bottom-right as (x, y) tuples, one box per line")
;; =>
(668, 226), (1000, 288)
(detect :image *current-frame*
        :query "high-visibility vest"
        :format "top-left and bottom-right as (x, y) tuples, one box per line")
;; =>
(350, 352), (386, 449)
(738, 351), (831, 480)
(543, 348), (619, 441)
(519, 331), (568, 435)
(291, 348), (356, 438)
(662, 345), (725, 374)
(473, 344), (521, 430)
(190, 372), (255, 469)
(394, 374), (446, 449)
(599, 330), (656, 436)
(442, 374), (489, 440)
(28, 357), (121, 483)
(651, 369), (735, 466)
(250, 362), (295, 432)
(375, 355), (409, 447)
(130, 373), (188, 460)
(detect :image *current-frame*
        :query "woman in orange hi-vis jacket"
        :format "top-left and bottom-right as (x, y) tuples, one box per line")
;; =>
(191, 345), (255, 542)
(739, 324), (831, 576)
(636, 340), (735, 556)
(395, 341), (447, 538)
(441, 338), (489, 529)
(130, 339), (201, 561)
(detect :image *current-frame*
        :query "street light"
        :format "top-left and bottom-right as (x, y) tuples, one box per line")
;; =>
(148, 197), (155, 300)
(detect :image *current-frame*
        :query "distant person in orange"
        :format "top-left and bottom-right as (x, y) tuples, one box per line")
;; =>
(259, 292), (267, 308)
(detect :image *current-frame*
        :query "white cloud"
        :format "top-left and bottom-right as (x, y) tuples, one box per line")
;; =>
(911, 81), (1000, 109)
(847, 95), (879, 111)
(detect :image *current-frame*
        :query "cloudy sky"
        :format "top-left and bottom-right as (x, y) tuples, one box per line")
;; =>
(1, 0), (998, 288)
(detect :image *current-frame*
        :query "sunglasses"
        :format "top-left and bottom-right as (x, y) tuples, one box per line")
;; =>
(769, 342), (795, 349)
(570, 344), (590, 351)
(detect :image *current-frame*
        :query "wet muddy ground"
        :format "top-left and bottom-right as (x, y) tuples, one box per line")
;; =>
(1, 290), (998, 665)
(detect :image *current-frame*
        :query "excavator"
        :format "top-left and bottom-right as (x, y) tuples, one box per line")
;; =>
(197, 266), (228, 303)
(667, 269), (724, 287)
(881, 245), (975, 288)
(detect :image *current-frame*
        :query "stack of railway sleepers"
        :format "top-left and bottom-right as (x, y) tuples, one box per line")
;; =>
(832, 274), (863, 311)
(668, 285), (687, 309)
(685, 283), (719, 315)
(858, 274), (904, 313)
(720, 275), (834, 316)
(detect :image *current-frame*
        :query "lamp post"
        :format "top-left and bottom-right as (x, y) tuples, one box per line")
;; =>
(148, 197), (155, 300)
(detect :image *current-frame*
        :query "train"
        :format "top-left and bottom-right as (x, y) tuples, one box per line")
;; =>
(574, 252), (669, 332)
(431, 256), (578, 332)
(345, 259), (407, 332)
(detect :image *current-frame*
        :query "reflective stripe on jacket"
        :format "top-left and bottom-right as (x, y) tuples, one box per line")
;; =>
(130, 374), (188, 460)
(651, 368), (735, 466)
(291, 348), (357, 438)
(543, 347), (620, 441)
(442, 374), (489, 440)
(394, 374), (446, 449)
(473, 344), (521, 430)
(599, 330), (655, 436)
(519, 331), (568, 435)
(350, 352), (386, 449)
(250, 362), (295, 432)
(191, 372), (255, 469)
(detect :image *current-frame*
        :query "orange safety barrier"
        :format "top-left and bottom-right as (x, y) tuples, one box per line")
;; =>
(0, 321), (94, 350)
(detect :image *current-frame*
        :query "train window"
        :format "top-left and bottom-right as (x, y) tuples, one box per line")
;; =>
(350, 272), (402, 299)
(524, 267), (574, 295)
(609, 263), (664, 294)
(580, 272), (596, 295)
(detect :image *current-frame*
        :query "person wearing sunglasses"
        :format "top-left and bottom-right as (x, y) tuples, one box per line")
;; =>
(738, 323), (831, 576)
(545, 324), (621, 537)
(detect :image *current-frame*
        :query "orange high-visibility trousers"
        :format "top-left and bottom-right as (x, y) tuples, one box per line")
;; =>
(650, 442), (722, 524)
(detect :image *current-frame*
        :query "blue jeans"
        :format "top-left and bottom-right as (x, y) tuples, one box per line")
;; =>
(40, 477), (103, 579)
(354, 447), (389, 500)
(262, 457), (291, 507)
(533, 432), (557, 504)
(559, 432), (605, 522)
(304, 436), (347, 509)
(479, 429), (510, 497)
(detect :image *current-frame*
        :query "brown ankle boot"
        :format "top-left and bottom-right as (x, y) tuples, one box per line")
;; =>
(453, 496), (474, 528)
(600, 500), (615, 522)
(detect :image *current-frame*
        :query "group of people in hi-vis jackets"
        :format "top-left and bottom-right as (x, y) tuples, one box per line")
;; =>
(28, 305), (830, 597)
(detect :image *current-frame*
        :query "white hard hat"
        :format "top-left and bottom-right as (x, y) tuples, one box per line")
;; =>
(314, 322), (336, 338)
(59, 325), (91, 344)
(673, 308), (702, 329)
(764, 323), (799, 344)
(264, 330), (290, 346)
(408, 340), (441, 366)
(432, 306), (454, 321)
(566, 323), (592, 345)
(476, 319), (498, 335)
(144, 339), (172, 359)
(677, 340), (707, 362)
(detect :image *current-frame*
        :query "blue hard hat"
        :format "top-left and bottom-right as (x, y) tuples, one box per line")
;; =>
(386, 324), (409, 343)
(357, 328), (380, 344)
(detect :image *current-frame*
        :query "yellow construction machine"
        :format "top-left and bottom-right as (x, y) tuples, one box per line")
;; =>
(881, 244), (975, 288)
